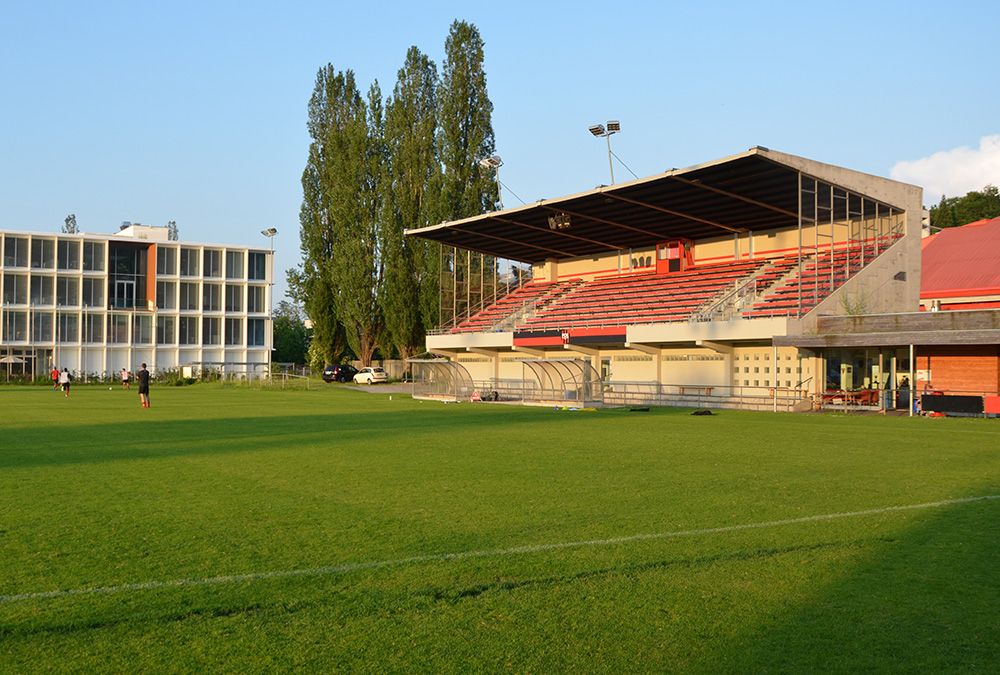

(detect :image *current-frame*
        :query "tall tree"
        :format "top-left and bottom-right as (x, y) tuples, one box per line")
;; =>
(930, 185), (1000, 229)
(272, 301), (309, 365)
(380, 47), (440, 359)
(434, 20), (500, 326)
(327, 80), (386, 366)
(295, 65), (354, 367)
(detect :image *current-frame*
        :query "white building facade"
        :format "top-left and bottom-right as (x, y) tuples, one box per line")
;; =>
(1, 225), (273, 379)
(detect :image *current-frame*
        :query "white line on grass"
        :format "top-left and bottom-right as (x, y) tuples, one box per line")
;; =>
(2, 494), (998, 605)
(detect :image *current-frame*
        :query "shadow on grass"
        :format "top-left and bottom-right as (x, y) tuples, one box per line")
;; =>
(0, 406), (581, 470)
(699, 492), (1000, 672)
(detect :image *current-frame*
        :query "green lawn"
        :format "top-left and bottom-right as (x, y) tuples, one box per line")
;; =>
(1, 384), (998, 672)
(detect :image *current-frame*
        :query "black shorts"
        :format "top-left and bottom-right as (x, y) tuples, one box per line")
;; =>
(62, 383), (70, 391)
(139, 385), (149, 395)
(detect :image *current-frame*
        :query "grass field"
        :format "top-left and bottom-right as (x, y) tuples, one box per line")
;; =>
(1, 384), (998, 672)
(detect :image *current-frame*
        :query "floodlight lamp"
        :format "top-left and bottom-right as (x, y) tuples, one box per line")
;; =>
(261, 227), (278, 237)
(588, 124), (606, 137)
(606, 120), (621, 133)
(547, 212), (572, 230)
(479, 155), (504, 169)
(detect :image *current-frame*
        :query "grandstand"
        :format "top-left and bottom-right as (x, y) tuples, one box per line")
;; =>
(406, 147), (924, 410)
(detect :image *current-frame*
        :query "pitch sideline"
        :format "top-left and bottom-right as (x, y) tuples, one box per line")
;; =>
(2, 494), (997, 605)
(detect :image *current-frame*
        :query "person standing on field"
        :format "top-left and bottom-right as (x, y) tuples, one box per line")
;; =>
(50, 366), (60, 391)
(121, 367), (130, 390)
(137, 363), (151, 408)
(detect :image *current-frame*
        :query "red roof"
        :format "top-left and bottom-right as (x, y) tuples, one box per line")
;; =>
(921, 216), (1000, 298)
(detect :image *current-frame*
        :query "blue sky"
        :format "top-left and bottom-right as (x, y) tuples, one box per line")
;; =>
(2, 1), (998, 300)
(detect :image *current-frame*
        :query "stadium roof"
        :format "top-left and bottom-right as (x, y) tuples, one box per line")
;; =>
(406, 146), (911, 263)
(922, 216), (1000, 298)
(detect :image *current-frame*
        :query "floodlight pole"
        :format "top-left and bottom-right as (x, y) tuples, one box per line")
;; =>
(606, 134), (615, 185)
(261, 228), (278, 378)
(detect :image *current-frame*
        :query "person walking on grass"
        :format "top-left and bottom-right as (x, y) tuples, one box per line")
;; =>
(50, 366), (59, 391)
(137, 363), (151, 408)
(121, 367), (131, 390)
(58, 368), (71, 398)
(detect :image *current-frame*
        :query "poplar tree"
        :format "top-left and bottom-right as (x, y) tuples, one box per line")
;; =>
(434, 21), (500, 325)
(380, 47), (440, 358)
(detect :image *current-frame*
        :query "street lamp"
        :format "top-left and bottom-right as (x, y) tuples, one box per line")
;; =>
(478, 155), (504, 209)
(588, 120), (621, 184)
(260, 228), (277, 376)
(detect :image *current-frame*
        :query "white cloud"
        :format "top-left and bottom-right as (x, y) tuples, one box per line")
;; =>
(891, 134), (1000, 205)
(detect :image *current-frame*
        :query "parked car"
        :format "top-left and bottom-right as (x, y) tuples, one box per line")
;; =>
(322, 364), (358, 383)
(353, 366), (388, 385)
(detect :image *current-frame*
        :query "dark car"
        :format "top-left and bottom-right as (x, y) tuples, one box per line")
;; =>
(322, 364), (358, 383)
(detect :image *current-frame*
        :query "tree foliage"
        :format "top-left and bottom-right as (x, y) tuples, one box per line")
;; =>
(380, 47), (440, 358)
(272, 301), (309, 365)
(929, 185), (1000, 229)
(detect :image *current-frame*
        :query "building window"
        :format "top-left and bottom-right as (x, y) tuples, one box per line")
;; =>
(32, 313), (54, 342)
(2, 310), (28, 341)
(57, 313), (78, 343)
(82, 279), (104, 308)
(3, 237), (29, 267)
(2, 274), (28, 304)
(82, 241), (105, 271)
(248, 252), (266, 281)
(247, 318), (265, 347)
(133, 314), (153, 344)
(56, 277), (79, 307)
(30, 276), (54, 305)
(156, 281), (177, 310)
(179, 248), (200, 276)
(225, 284), (243, 312)
(156, 316), (175, 345)
(179, 316), (198, 345)
(203, 283), (221, 311)
(203, 250), (222, 278)
(225, 250), (245, 280)
(156, 246), (177, 275)
(30, 239), (55, 269)
(225, 317), (243, 345)
(247, 286), (265, 313)
(107, 314), (129, 343)
(83, 314), (104, 343)
(179, 282), (199, 311)
(202, 317), (221, 345)
(57, 240), (80, 270)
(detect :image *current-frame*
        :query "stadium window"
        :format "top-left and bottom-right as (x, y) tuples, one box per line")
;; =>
(247, 318), (265, 346)
(2, 273), (28, 304)
(225, 317), (243, 345)
(83, 314), (103, 343)
(156, 316), (175, 345)
(202, 317), (221, 345)
(156, 246), (177, 275)
(3, 236), (29, 267)
(764, 367), (770, 374)
(179, 317), (198, 345)
(225, 250), (244, 280)
(786, 367), (792, 374)
(786, 380), (792, 388)
(248, 252), (266, 281)
(32, 312), (53, 342)
(30, 239), (55, 269)
(82, 279), (104, 308)
(203, 283), (222, 311)
(754, 380), (759, 387)
(743, 379), (750, 386)
(203, 250), (222, 278)
(2, 310), (28, 341)
(754, 367), (759, 374)
(82, 241), (105, 271)
(133, 314), (152, 344)
(30, 276), (54, 305)
(57, 312), (78, 343)
(179, 248), (200, 276)
(57, 240), (80, 270)
(744, 367), (749, 373)
(107, 314), (129, 343)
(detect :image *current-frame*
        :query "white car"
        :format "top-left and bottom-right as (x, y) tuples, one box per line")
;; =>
(353, 367), (388, 385)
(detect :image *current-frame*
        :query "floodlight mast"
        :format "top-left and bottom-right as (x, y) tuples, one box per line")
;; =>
(478, 155), (504, 209)
(260, 227), (278, 376)
(588, 120), (621, 184)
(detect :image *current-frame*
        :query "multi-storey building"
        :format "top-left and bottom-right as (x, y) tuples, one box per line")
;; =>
(1, 224), (273, 379)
